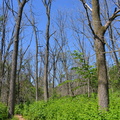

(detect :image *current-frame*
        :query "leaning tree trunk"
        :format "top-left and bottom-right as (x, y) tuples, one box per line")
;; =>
(8, 0), (27, 118)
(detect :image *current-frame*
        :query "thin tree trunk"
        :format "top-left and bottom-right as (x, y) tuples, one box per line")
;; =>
(52, 56), (56, 94)
(0, 0), (7, 100)
(35, 30), (39, 101)
(31, 15), (39, 101)
(42, 0), (52, 101)
(108, 26), (120, 74)
(87, 78), (90, 97)
(44, 38), (49, 101)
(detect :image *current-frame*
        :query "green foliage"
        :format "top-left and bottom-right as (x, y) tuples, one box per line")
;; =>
(15, 91), (120, 120)
(15, 103), (24, 115)
(58, 51), (97, 93)
(10, 117), (19, 120)
(109, 65), (120, 90)
(58, 80), (74, 86)
(0, 102), (8, 120)
(23, 101), (47, 120)
(71, 50), (97, 88)
(0, 16), (3, 21)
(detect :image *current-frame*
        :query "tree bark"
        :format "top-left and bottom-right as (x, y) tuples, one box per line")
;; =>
(0, 1), (7, 100)
(92, 0), (109, 110)
(35, 28), (39, 101)
(42, 0), (52, 101)
(81, 0), (120, 110)
(8, 0), (27, 118)
(31, 15), (39, 101)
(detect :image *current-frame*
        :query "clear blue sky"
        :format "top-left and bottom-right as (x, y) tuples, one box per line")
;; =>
(0, 0), (117, 65)
(24, 0), (84, 51)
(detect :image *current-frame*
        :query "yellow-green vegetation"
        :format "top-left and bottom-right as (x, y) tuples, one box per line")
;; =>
(0, 102), (7, 120)
(15, 91), (120, 120)
(10, 117), (19, 120)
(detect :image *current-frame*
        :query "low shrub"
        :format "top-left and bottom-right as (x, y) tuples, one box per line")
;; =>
(15, 92), (120, 120)
(0, 102), (8, 120)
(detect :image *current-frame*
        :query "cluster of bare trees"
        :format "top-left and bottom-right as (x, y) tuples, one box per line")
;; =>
(0, 0), (120, 118)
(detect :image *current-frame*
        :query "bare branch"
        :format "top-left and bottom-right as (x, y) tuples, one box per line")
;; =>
(5, 0), (17, 16)
(104, 9), (120, 30)
(102, 49), (120, 54)
(80, 0), (95, 36)
(80, 0), (92, 11)
(49, 31), (56, 38)
(85, 3), (92, 11)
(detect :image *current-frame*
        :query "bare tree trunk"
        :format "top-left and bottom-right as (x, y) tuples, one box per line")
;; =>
(95, 34), (109, 110)
(35, 28), (39, 101)
(42, 0), (52, 101)
(81, 0), (120, 110)
(104, 0), (120, 76)
(108, 26), (120, 74)
(8, 0), (27, 118)
(31, 15), (39, 101)
(17, 41), (24, 103)
(52, 56), (56, 92)
(92, 0), (109, 110)
(87, 78), (90, 97)
(0, 0), (7, 100)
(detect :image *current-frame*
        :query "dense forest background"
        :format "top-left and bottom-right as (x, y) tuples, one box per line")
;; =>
(0, 0), (120, 119)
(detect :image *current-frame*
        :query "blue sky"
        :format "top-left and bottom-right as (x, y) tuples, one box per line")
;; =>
(0, 0), (95, 64)
(23, 0), (84, 50)
(0, 0), (118, 65)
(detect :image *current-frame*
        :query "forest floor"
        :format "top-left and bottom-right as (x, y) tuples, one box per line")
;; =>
(14, 115), (25, 120)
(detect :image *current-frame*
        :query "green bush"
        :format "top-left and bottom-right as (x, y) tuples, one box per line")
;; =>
(15, 103), (24, 115)
(16, 92), (120, 120)
(0, 102), (7, 120)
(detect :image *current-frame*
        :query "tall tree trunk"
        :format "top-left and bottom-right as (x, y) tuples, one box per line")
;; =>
(108, 26), (120, 75)
(0, 0), (7, 100)
(95, 34), (109, 110)
(35, 29), (39, 101)
(31, 15), (39, 101)
(44, 34), (49, 101)
(92, 0), (109, 110)
(52, 56), (56, 93)
(8, 0), (27, 118)
(42, 0), (52, 101)
(81, 0), (120, 110)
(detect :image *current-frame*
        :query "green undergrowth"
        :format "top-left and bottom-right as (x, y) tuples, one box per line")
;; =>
(10, 117), (19, 120)
(15, 92), (120, 120)
(0, 102), (7, 120)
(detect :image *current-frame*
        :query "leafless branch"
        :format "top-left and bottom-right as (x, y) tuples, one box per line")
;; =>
(85, 3), (92, 11)
(104, 9), (120, 29)
(80, 0), (95, 36)
(49, 31), (56, 38)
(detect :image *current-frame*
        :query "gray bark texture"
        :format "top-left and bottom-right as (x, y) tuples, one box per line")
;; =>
(8, 0), (27, 118)
(92, 0), (109, 110)
(42, 0), (52, 101)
